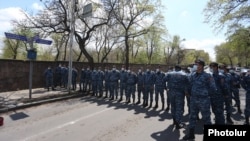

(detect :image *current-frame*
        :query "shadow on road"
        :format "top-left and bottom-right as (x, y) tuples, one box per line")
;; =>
(151, 124), (180, 141)
(79, 95), (173, 121)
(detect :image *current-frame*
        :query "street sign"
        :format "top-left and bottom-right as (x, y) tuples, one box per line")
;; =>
(4, 32), (52, 99)
(27, 49), (37, 60)
(82, 3), (92, 18)
(4, 32), (28, 42)
(35, 38), (52, 45)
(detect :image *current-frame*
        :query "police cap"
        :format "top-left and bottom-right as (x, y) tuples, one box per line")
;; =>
(195, 59), (205, 66)
(175, 65), (181, 70)
(209, 62), (218, 67)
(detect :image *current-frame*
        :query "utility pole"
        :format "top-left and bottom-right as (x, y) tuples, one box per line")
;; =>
(67, 0), (76, 94)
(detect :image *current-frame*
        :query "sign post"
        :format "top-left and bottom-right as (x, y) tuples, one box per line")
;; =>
(5, 32), (52, 99)
(67, 2), (92, 94)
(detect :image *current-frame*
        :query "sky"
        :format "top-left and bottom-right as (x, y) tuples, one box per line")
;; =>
(0, 0), (226, 61)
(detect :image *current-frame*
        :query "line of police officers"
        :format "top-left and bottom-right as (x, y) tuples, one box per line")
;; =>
(44, 61), (250, 140)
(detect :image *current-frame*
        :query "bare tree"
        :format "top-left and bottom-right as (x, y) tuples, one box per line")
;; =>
(51, 33), (68, 61)
(14, 0), (115, 68)
(111, 0), (158, 69)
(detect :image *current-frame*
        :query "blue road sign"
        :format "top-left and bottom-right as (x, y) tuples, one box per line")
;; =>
(35, 38), (52, 45)
(27, 49), (37, 60)
(4, 32), (28, 42)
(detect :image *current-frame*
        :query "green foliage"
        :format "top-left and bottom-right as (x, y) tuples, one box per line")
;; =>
(1, 27), (41, 60)
(214, 26), (250, 67)
(203, 0), (250, 33)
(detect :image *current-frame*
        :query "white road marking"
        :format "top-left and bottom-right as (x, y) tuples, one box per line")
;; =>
(22, 107), (114, 141)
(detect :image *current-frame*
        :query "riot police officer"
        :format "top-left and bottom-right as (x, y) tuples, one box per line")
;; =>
(229, 69), (242, 114)
(164, 65), (188, 129)
(136, 68), (145, 105)
(209, 62), (226, 125)
(240, 70), (250, 125)
(119, 65), (127, 102)
(79, 67), (86, 92)
(71, 66), (78, 90)
(44, 66), (55, 91)
(143, 66), (155, 108)
(97, 67), (104, 97)
(125, 68), (137, 104)
(183, 59), (217, 140)
(109, 66), (120, 100)
(154, 66), (166, 110)
(103, 67), (111, 99)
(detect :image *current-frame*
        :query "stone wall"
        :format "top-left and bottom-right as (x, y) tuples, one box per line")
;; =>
(0, 59), (172, 92)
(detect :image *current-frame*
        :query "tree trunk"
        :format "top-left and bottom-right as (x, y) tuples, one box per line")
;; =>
(54, 48), (60, 61)
(76, 51), (82, 61)
(77, 36), (94, 69)
(125, 34), (129, 69)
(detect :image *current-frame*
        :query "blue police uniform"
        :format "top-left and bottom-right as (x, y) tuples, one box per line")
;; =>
(85, 69), (92, 92)
(119, 69), (127, 101)
(54, 65), (62, 87)
(164, 69), (188, 128)
(143, 70), (156, 108)
(230, 71), (242, 113)
(183, 68), (217, 140)
(91, 69), (98, 96)
(79, 69), (86, 92)
(125, 71), (137, 104)
(154, 71), (166, 110)
(165, 71), (171, 112)
(104, 69), (111, 98)
(61, 66), (68, 88)
(189, 70), (216, 126)
(109, 69), (120, 100)
(136, 71), (145, 104)
(71, 68), (78, 90)
(223, 71), (234, 124)
(210, 71), (226, 125)
(241, 73), (250, 125)
(44, 67), (54, 91)
(97, 70), (104, 97)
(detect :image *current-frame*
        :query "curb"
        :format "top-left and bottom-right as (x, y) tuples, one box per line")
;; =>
(0, 93), (85, 114)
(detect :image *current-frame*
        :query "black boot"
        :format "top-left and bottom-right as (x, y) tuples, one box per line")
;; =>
(136, 100), (141, 105)
(165, 105), (170, 112)
(103, 94), (108, 99)
(148, 101), (152, 108)
(238, 106), (242, 114)
(182, 128), (195, 140)
(173, 119), (177, 125)
(175, 122), (184, 129)
(162, 103), (164, 111)
(99, 93), (102, 98)
(109, 96), (114, 101)
(118, 98), (123, 102)
(244, 116), (249, 125)
(143, 100), (148, 108)
(173, 118), (184, 129)
(154, 102), (158, 109)
(226, 113), (234, 124)
(126, 98), (131, 104)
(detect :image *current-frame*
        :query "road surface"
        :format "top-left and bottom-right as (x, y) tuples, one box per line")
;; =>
(0, 90), (246, 141)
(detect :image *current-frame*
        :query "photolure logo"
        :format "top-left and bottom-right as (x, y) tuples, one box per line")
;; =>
(203, 125), (250, 141)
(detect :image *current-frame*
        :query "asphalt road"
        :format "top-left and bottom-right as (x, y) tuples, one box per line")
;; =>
(0, 89), (247, 141)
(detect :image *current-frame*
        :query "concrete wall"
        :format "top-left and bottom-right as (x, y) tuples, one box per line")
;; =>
(0, 59), (172, 92)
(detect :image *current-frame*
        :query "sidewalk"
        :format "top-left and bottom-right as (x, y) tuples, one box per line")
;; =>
(0, 87), (84, 113)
